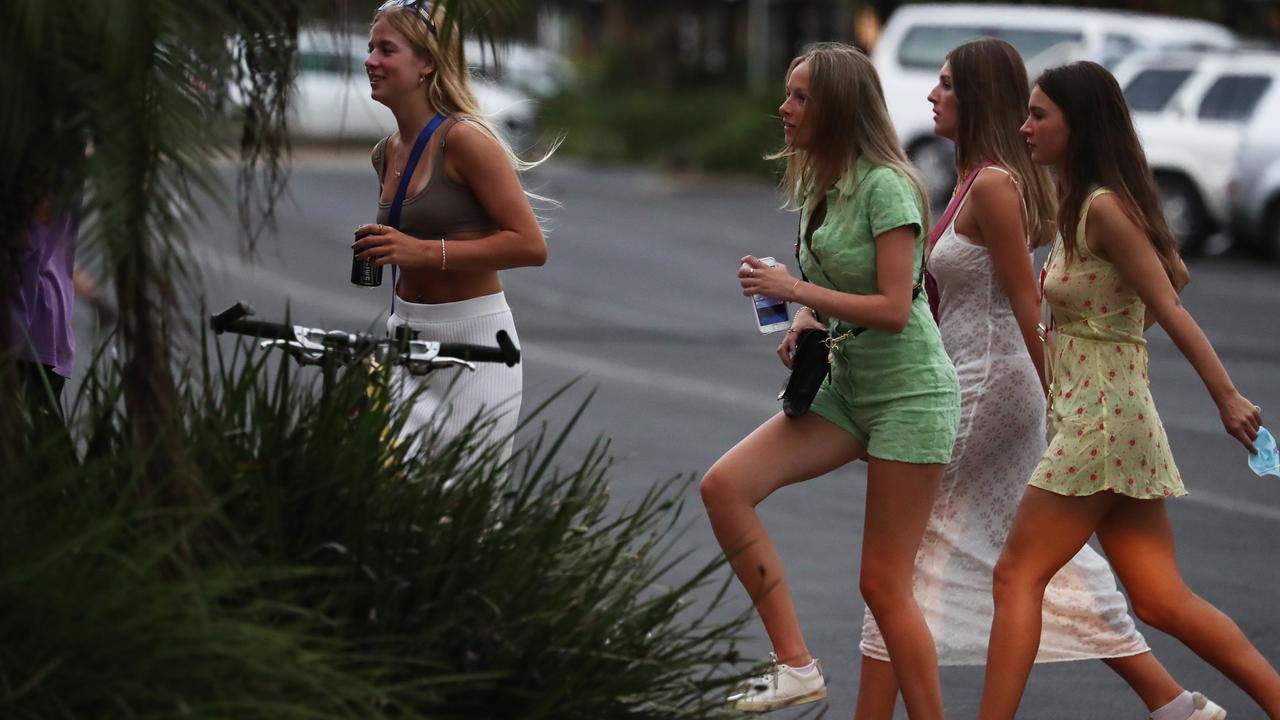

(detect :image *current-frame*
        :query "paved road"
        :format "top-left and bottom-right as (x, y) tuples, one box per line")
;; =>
(84, 153), (1280, 718)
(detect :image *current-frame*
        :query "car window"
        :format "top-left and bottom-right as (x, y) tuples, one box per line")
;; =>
(999, 28), (1086, 62)
(1124, 68), (1194, 112)
(1101, 33), (1138, 69)
(1197, 74), (1273, 121)
(897, 25), (1084, 70)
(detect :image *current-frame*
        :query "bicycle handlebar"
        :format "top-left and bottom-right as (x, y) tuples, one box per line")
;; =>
(210, 302), (520, 371)
(211, 302), (294, 341)
(439, 330), (520, 366)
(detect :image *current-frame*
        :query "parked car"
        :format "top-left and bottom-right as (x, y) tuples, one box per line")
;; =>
(290, 29), (537, 148)
(871, 3), (1237, 209)
(1228, 72), (1280, 259)
(1114, 47), (1280, 253)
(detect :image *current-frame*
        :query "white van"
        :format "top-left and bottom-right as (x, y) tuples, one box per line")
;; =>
(288, 30), (538, 147)
(871, 4), (1237, 206)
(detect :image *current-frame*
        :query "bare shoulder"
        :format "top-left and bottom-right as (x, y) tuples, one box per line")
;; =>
(974, 166), (1020, 193)
(969, 167), (1020, 207)
(444, 117), (504, 159)
(967, 166), (1022, 224)
(1087, 192), (1143, 242)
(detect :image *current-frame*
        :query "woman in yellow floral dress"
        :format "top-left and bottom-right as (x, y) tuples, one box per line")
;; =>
(978, 62), (1280, 720)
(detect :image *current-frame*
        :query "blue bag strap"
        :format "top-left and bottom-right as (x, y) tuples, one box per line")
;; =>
(389, 112), (447, 316)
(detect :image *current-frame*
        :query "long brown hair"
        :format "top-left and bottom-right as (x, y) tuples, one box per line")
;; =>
(1034, 61), (1180, 279)
(947, 38), (1056, 249)
(771, 42), (930, 226)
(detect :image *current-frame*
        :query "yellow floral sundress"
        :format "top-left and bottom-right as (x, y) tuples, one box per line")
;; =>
(1030, 188), (1186, 499)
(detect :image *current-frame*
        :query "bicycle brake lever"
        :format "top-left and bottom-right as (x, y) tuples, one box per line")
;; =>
(406, 357), (476, 375)
(259, 339), (327, 366)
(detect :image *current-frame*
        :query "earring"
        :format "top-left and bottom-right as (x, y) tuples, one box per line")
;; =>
(418, 76), (426, 85)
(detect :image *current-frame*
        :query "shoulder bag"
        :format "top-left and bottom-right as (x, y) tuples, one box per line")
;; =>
(778, 199), (927, 417)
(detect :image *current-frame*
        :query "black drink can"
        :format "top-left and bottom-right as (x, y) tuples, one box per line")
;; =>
(351, 231), (383, 287)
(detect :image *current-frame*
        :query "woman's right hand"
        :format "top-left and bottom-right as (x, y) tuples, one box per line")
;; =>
(777, 309), (826, 368)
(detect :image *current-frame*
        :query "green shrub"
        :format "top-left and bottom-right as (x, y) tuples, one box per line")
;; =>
(541, 88), (783, 177)
(0, 336), (756, 718)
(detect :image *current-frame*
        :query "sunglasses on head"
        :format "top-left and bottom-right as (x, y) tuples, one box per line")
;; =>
(380, 0), (439, 37)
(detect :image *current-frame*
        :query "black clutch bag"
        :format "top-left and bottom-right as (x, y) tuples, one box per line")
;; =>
(778, 328), (830, 417)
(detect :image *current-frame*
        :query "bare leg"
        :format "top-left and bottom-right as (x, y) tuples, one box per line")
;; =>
(1098, 497), (1280, 718)
(860, 458), (945, 720)
(863, 638), (1184, 718)
(701, 412), (866, 666)
(1103, 652), (1184, 712)
(978, 487), (1116, 720)
(854, 655), (899, 720)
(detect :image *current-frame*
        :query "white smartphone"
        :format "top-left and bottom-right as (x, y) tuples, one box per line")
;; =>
(750, 257), (791, 334)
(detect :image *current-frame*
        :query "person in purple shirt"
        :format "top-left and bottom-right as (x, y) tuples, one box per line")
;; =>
(6, 204), (81, 421)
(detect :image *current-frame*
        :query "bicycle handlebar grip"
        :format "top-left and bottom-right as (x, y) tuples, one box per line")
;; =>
(437, 343), (506, 364)
(496, 330), (520, 367)
(223, 318), (297, 341)
(211, 302), (255, 334)
(437, 331), (521, 366)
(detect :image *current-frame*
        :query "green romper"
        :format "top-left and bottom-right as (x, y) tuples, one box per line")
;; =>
(802, 158), (960, 464)
(1030, 188), (1186, 498)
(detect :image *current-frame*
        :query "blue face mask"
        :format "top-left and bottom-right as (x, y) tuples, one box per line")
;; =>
(1249, 427), (1279, 478)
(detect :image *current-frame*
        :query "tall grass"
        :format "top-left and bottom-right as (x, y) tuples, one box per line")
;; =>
(0, 335), (755, 718)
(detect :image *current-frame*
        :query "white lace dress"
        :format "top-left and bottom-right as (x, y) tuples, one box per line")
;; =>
(859, 176), (1149, 665)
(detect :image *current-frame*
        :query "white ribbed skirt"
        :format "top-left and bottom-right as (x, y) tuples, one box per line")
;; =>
(386, 291), (522, 463)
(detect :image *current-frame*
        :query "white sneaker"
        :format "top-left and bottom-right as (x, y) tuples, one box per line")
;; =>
(1188, 692), (1226, 720)
(728, 653), (827, 713)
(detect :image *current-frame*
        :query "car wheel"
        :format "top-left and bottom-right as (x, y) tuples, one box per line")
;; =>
(1155, 173), (1209, 256)
(907, 138), (956, 212)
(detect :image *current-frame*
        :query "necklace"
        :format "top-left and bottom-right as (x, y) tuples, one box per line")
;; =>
(390, 115), (446, 180)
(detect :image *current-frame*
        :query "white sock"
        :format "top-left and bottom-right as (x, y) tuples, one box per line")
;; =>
(1150, 690), (1194, 720)
(789, 659), (818, 674)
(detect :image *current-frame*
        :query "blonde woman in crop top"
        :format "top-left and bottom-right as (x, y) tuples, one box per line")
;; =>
(978, 61), (1279, 720)
(353, 1), (547, 458)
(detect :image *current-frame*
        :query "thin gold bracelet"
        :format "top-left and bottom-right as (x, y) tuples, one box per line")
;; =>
(789, 278), (801, 301)
(440, 237), (447, 270)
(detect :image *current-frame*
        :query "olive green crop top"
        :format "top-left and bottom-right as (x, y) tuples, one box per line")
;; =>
(372, 115), (499, 238)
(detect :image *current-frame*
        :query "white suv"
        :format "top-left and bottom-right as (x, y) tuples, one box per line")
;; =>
(871, 4), (1236, 208)
(1115, 48), (1280, 253)
(1227, 67), (1280, 259)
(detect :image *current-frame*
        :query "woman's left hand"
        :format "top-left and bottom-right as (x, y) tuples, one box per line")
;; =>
(1218, 391), (1263, 454)
(738, 255), (799, 301)
(353, 224), (434, 269)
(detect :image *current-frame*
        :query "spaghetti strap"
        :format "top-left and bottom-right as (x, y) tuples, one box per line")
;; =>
(952, 166), (1030, 250)
(951, 165), (1020, 221)
(1076, 187), (1113, 254)
(982, 165), (1015, 180)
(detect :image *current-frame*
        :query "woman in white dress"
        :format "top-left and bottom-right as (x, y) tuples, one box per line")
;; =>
(854, 39), (1223, 720)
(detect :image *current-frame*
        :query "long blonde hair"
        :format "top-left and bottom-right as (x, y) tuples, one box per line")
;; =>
(947, 38), (1056, 248)
(771, 42), (930, 227)
(372, 1), (551, 173)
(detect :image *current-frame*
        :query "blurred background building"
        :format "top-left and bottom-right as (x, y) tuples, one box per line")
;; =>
(527, 0), (1280, 93)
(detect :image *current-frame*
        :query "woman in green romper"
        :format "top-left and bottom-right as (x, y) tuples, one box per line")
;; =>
(978, 62), (1280, 720)
(700, 43), (960, 717)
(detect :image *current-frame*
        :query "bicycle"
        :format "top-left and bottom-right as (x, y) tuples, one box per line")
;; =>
(210, 301), (520, 399)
